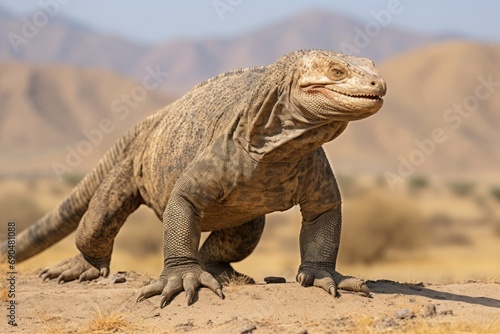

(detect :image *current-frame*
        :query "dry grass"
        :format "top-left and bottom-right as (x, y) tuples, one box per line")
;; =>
(350, 315), (500, 334)
(221, 273), (254, 293)
(403, 320), (500, 334)
(39, 308), (136, 334)
(77, 308), (136, 334)
(79, 314), (133, 334)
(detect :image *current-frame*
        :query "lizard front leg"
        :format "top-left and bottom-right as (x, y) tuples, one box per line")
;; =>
(297, 205), (370, 297)
(137, 191), (223, 307)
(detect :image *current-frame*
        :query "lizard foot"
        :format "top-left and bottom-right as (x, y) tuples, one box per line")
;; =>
(39, 253), (110, 283)
(136, 264), (224, 307)
(202, 261), (255, 285)
(297, 262), (370, 298)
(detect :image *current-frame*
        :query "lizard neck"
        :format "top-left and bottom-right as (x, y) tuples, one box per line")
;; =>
(234, 80), (349, 163)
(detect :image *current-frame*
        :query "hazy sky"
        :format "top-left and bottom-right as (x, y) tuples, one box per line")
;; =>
(1, 0), (498, 45)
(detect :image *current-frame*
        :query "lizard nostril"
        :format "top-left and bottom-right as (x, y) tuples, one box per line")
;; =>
(370, 81), (377, 86)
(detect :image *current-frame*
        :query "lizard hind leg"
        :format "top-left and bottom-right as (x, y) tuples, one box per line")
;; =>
(40, 161), (142, 283)
(199, 216), (265, 285)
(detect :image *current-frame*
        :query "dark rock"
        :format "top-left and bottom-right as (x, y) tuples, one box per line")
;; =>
(264, 276), (286, 284)
(240, 324), (257, 334)
(422, 303), (437, 317)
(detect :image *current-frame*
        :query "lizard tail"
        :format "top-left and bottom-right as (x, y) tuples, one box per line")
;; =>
(1, 125), (141, 263)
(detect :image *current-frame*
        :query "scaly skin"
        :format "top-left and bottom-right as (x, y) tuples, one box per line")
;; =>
(0, 50), (386, 306)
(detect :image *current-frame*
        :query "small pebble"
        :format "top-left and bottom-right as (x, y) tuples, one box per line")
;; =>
(264, 276), (286, 284)
(394, 308), (414, 319)
(240, 324), (257, 334)
(112, 276), (127, 284)
(422, 303), (437, 317)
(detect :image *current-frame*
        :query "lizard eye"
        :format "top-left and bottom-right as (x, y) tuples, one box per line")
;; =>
(330, 66), (347, 80)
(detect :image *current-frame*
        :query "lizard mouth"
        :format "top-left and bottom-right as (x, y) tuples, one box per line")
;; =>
(302, 84), (384, 102)
(331, 89), (383, 101)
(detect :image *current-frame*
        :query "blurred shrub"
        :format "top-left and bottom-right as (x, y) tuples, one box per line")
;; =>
(427, 214), (471, 246)
(336, 174), (368, 197)
(336, 174), (357, 197)
(490, 186), (500, 202)
(447, 181), (475, 197)
(62, 173), (84, 187)
(409, 176), (428, 190)
(339, 191), (427, 264)
(0, 193), (44, 239)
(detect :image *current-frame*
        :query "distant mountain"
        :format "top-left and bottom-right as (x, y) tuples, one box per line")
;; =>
(0, 8), (439, 95)
(134, 9), (438, 94)
(0, 60), (173, 175)
(0, 7), (148, 75)
(326, 40), (500, 178)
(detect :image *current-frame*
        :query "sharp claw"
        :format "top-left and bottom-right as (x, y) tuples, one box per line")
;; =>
(298, 272), (314, 286)
(329, 286), (340, 298)
(186, 292), (193, 306)
(360, 284), (371, 298)
(160, 296), (169, 309)
(215, 288), (225, 300)
(100, 268), (109, 277)
(136, 294), (145, 303)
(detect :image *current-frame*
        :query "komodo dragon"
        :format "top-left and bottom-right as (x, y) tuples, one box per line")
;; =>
(1, 50), (386, 307)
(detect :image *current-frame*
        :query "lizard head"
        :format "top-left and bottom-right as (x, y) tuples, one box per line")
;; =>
(292, 50), (386, 121)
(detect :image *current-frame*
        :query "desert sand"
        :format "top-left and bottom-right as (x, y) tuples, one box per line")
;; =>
(2, 271), (500, 333)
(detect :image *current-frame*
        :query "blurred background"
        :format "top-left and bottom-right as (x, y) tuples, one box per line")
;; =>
(0, 0), (498, 283)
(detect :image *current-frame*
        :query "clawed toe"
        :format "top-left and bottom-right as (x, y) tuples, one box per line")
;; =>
(297, 263), (370, 298)
(137, 279), (166, 302)
(137, 265), (224, 307)
(335, 273), (371, 297)
(38, 254), (108, 284)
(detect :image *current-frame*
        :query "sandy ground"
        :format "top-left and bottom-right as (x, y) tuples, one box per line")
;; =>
(2, 271), (500, 333)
